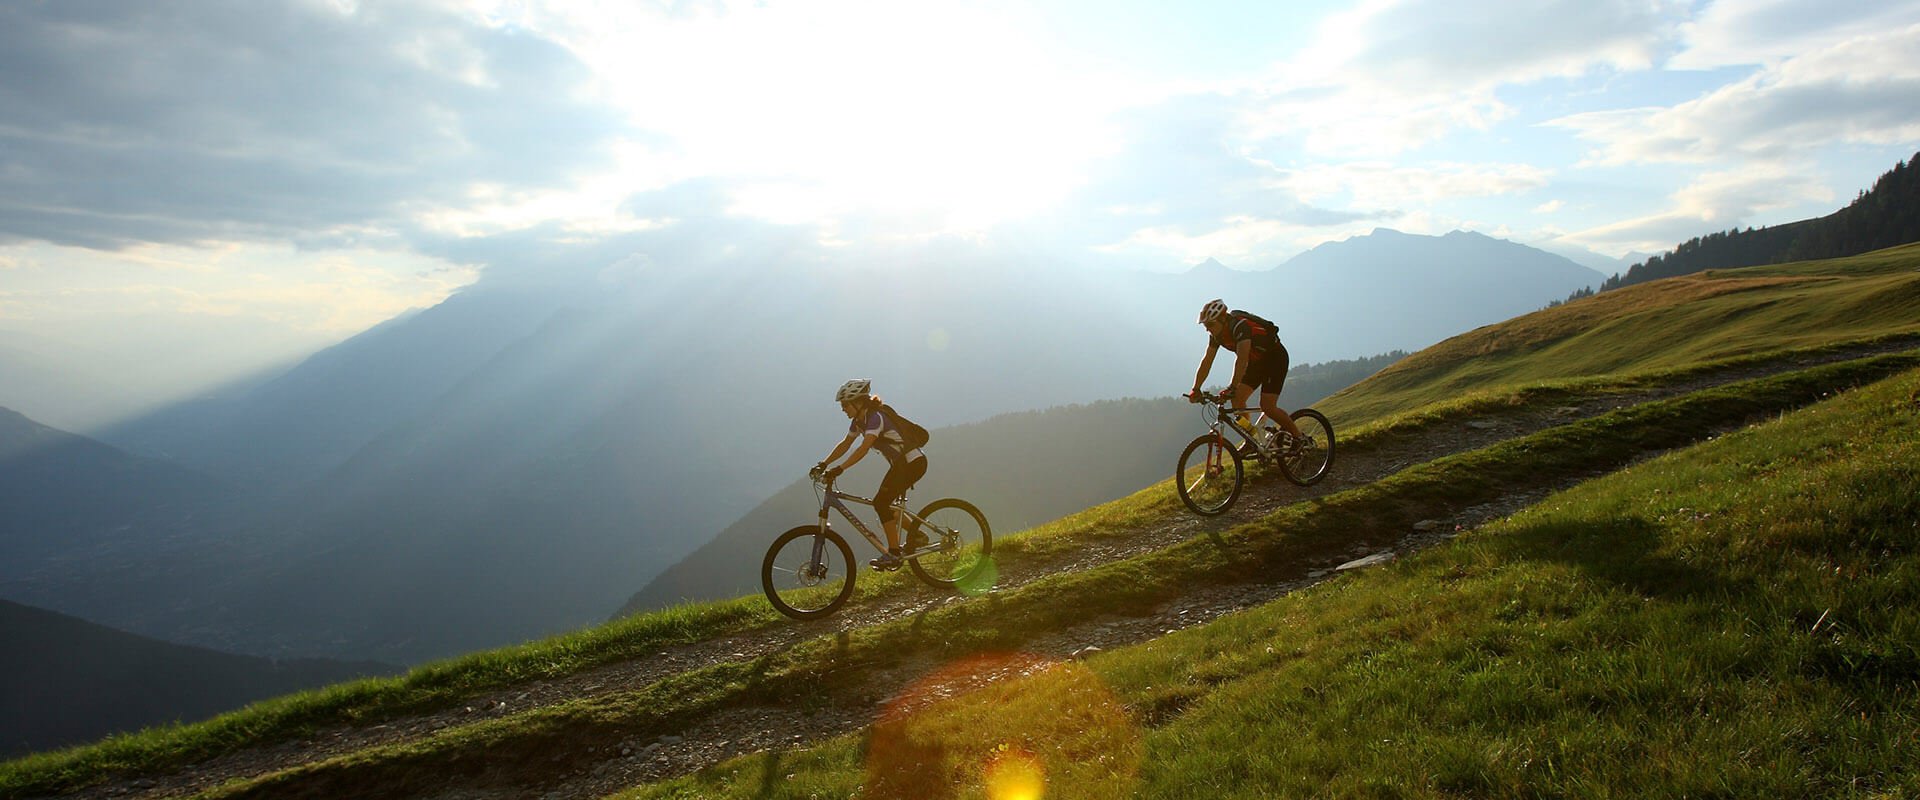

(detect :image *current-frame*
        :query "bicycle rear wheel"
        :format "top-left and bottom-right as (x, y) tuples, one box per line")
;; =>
(762, 525), (856, 620)
(907, 498), (994, 593)
(1177, 433), (1243, 516)
(1279, 409), (1335, 486)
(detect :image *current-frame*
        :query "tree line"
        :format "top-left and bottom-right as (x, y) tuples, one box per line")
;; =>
(1552, 151), (1920, 306)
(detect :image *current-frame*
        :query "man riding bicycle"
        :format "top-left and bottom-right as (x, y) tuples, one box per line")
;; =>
(1188, 298), (1306, 455)
(813, 379), (929, 571)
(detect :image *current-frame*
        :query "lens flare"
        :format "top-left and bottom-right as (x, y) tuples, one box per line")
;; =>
(954, 554), (999, 597)
(985, 743), (1045, 800)
(865, 652), (1140, 798)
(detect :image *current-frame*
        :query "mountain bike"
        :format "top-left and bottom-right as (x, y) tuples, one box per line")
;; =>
(1175, 391), (1335, 516)
(761, 469), (993, 620)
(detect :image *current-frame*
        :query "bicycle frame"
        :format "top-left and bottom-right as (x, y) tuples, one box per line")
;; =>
(1198, 396), (1278, 463)
(813, 479), (944, 557)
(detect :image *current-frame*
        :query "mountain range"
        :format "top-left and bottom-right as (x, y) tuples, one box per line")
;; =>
(0, 597), (390, 759)
(3, 229), (1603, 663)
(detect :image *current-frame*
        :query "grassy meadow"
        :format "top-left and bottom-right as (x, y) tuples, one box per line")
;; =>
(619, 355), (1920, 800)
(5, 243), (1919, 798)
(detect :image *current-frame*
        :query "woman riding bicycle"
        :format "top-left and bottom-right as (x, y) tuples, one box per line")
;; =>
(813, 379), (929, 571)
(1188, 298), (1306, 453)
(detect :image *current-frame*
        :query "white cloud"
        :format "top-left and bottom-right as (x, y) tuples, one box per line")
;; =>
(1281, 161), (1553, 209)
(1299, 0), (1683, 88)
(1242, 0), (1685, 156)
(0, 241), (477, 336)
(1551, 24), (1920, 164)
(1672, 0), (1920, 69)
(1558, 165), (1832, 254)
(1534, 200), (1565, 214)
(1101, 216), (1306, 265)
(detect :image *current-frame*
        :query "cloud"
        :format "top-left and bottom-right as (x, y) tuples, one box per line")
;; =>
(0, 239), (475, 334)
(1281, 161), (1553, 210)
(1672, 0), (1920, 69)
(1549, 24), (1920, 164)
(1240, 0), (1687, 156)
(1557, 165), (1833, 254)
(0, 0), (625, 250)
(1303, 0), (1684, 89)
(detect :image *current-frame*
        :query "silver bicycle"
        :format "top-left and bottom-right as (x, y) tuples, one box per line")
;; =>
(760, 469), (993, 620)
(1176, 391), (1335, 516)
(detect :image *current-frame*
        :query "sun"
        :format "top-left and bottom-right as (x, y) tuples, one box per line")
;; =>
(514, 0), (1121, 232)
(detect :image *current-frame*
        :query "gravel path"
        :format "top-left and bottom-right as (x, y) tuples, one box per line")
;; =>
(62, 338), (1920, 800)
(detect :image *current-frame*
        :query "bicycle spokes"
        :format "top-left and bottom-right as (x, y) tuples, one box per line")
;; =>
(1176, 432), (1243, 516)
(908, 499), (995, 595)
(763, 529), (855, 618)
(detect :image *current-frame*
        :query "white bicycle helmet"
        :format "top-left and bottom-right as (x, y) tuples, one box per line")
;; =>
(835, 379), (871, 404)
(1198, 298), (1228, 324)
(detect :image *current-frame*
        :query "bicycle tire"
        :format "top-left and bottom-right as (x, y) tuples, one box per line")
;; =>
(1278, 408), (1335, 487)
(761, 525), (857, 620)
(1177, 433), (1243, 515)
(907, 498), (994, 591)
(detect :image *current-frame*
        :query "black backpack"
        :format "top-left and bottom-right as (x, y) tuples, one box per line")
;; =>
(1230, 310), (1281, 349)
(878, 402), (930, 449)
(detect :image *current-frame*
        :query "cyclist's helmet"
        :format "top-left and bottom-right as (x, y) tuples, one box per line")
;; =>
(1198, 298), (1228, 324)
(835, 379), (871, 404)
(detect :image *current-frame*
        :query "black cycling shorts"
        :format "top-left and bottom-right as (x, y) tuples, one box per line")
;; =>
(876, 456), (928, 522)
(1239, 343), (1290, 396)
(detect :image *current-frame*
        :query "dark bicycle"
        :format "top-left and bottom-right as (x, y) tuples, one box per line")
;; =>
(1175, 391), (1335, 516)
(760, 469), (993, 620)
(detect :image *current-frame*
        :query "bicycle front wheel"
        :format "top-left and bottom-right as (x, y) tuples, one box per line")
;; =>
(907, 498), (994, 592)
(1177, 433), (1243, 516)
(762, 525), (856, 620)
(1279, 409), (1335, 486)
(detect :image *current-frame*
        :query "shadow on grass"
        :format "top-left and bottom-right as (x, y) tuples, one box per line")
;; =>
(1487, 515), (1749, 603)
(752, 749), (784, 799)
(858, 723), (952, 800)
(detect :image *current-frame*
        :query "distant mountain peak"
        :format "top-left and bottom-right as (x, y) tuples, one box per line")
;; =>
(1187, 257), (1232, 274)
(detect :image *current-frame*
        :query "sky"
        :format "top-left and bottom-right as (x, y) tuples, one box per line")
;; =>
(3, 0), (1919, 419)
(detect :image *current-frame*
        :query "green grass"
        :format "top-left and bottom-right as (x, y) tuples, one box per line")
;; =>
(1324, 242), (1920, 425)
(7, 245), (1917, 797)
(616, 361), (1920, 800)
(186, 352), (1920, 800)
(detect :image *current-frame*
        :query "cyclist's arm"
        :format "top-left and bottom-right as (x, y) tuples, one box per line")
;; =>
(1191, 342), (1219, 394)
(821, 433), (856, 468)
(1230, 339), (1253, 388)
(837, 433), (880, 471)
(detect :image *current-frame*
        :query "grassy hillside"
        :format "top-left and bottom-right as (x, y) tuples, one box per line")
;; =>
(1326, 242), (1920, 425)
(619, 351), (1399, 615)
(91, 350), (1920, 800)
(3, 243), (1917, 798)
(625, 355), (1920, 799)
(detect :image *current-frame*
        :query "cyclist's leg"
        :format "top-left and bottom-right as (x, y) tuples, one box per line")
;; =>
(1260, 345), (1303, 438)
(1230, 380), (1259, 427)
(875, 456), (928, 550)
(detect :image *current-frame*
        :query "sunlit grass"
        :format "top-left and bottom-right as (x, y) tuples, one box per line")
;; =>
(615, 363), (1920, 798)
(180, 354), (1920, 800)
(7, 246), (1918, 796)
(1323, 243), (1920, 426)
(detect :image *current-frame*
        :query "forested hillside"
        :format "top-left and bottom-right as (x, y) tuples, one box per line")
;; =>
(0, 599), (391, 758)
(1561, 152), (1920, 300)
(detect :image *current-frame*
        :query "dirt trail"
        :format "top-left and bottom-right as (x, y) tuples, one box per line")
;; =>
(58, 339), (1920, 800)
